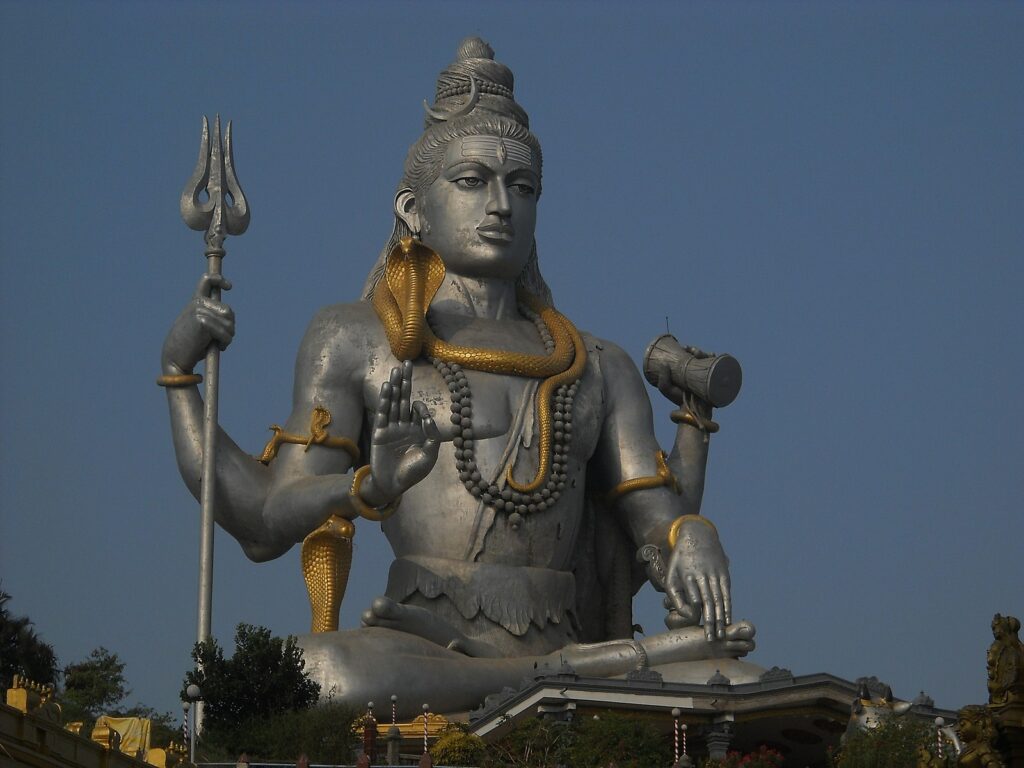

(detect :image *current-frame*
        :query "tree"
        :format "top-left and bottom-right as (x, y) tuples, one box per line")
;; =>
(183, 623), (320, 732)
(0, 586), (59, 688)
(62, 647), (129, 722)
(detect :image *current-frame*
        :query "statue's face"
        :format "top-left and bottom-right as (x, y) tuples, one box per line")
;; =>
(415, 135), (540, 280)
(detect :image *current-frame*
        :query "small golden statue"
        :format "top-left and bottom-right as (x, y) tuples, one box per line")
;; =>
(987, 614), (1024, 707)
(956, 705), (1005, 768)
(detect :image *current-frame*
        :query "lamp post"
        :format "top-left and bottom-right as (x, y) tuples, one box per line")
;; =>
(185, 684), (202, 763)
(181, 700), (190, 753)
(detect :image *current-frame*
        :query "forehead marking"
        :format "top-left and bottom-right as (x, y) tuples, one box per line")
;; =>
(461, 136), (533, 167)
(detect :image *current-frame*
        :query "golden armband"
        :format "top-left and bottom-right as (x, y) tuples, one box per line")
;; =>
(667, 514), (719, 549)
(349, 465), (401, 522)
(602, 450), (680, 504)
(258, 406), (360, 465)
(156, 373), (203, 387)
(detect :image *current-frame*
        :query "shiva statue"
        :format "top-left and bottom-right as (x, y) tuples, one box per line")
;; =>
(160, 37), (755, 716)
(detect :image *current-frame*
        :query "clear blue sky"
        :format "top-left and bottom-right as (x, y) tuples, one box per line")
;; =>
(1, 0), (1021, 721)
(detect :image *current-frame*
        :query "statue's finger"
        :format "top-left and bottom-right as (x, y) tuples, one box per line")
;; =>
(194, 273), (233, 298)
(376, 382), (391, 428)
(388, 367), (402, 423)
(416, 402), (441, 452)
(198, 315), (233, 347)
(399, 362), (412, 422)
(707, 577), (725, 639)
(683, 574), (702, 619)
(696, 576), (714, 641)
(720, 574), (732, 626)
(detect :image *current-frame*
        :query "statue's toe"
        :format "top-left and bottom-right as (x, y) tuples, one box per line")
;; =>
(725, 620), (756, 641)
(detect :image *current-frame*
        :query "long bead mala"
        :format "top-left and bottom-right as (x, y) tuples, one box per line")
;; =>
(431, 303), (579, 529)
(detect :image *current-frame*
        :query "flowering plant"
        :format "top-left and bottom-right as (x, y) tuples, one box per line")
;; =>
(702, 745), (785, 768)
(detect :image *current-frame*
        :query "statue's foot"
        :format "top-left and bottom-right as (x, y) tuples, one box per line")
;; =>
(559, 621), (756, 678)
(645, 620), (755, 664)
(361, 596), (502, 658)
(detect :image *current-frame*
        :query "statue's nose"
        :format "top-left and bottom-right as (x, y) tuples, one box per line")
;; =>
(485, 181), (511, 217)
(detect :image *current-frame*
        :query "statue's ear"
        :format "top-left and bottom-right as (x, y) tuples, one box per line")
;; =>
(394, 188), (420, 234)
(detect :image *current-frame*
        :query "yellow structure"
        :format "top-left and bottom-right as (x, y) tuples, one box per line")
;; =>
(2, 678), (191, 768)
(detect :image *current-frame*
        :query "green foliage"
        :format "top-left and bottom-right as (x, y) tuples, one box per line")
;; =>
(483, 711), (671, 768)
(197, 702), (356, 764)
(62, 646), (129, 722)
(565, 711), (672, 768)
(0, 587), (58, 688)
(484, 717), (572, 768)
(433, 725), (488, 766)
(183, 623), (320, 733)
(702, 745), (785, 768)
(829, 718), (956, 768)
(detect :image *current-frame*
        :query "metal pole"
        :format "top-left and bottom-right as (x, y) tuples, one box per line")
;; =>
(672, 707), (680, 764)
(197, 251), (221, 650)
(182, 700), (190, 754)
(189, 704), (196, 764)
(422, 703), (429, 754)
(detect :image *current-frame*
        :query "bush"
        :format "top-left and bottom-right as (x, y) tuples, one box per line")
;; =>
(829, 718), (956, 768)
(433, 726), (488, 766)
(482, 711), (671, 768)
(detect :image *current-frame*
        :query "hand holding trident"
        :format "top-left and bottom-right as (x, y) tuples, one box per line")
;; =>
(179, 115), (249, 676)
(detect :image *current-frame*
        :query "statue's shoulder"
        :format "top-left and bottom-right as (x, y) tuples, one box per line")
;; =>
(307, 300), (382, 338)
(296, 300), (387, 374)
(578, 332), (639, 377)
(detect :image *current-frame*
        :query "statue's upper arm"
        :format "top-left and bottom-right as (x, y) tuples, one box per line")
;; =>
(267, 303), (371, 484)
(593, 337), (662, 485)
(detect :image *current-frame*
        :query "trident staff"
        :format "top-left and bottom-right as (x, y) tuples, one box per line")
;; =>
(178, 115), (249, 727)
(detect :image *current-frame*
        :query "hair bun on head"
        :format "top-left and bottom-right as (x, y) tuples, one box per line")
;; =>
(426, 36), (529, 128)
(457, 36), (494, 61)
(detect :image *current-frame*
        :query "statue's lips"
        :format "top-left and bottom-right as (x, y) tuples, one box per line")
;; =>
(476, 223), (515, 242)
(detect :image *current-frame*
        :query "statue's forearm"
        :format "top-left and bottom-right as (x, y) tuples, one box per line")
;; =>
(164, 385), (275, 556)
(166, 385), (368, 560)
(668, 422), (710, 517)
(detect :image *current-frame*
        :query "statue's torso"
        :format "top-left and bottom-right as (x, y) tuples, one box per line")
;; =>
(358, 311), (607, 571)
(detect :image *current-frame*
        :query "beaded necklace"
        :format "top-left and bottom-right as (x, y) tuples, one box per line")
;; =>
(429, 303), (580, 529)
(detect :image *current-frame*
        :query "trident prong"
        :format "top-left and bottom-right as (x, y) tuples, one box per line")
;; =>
(180, 115), (250, 254)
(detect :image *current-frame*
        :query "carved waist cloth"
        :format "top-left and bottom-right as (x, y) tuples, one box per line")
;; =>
(385, 555), (576, 637)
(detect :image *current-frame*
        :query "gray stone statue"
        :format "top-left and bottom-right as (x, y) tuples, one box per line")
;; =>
(160, 37), (755, 717)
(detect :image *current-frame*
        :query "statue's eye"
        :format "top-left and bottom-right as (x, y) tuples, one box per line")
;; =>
(456, 177), (484, 189)
(510, 183), (535, 196)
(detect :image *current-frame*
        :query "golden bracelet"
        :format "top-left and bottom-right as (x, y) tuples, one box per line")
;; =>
(349, 465), (401, 522)
(667, 514), (719, 549)
(157, 373), (203, 387)
(602, 451), (680, 504)
(258, 406), (361, 465)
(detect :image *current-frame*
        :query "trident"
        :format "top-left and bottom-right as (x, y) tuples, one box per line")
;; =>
(179, 115), (249, 729)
